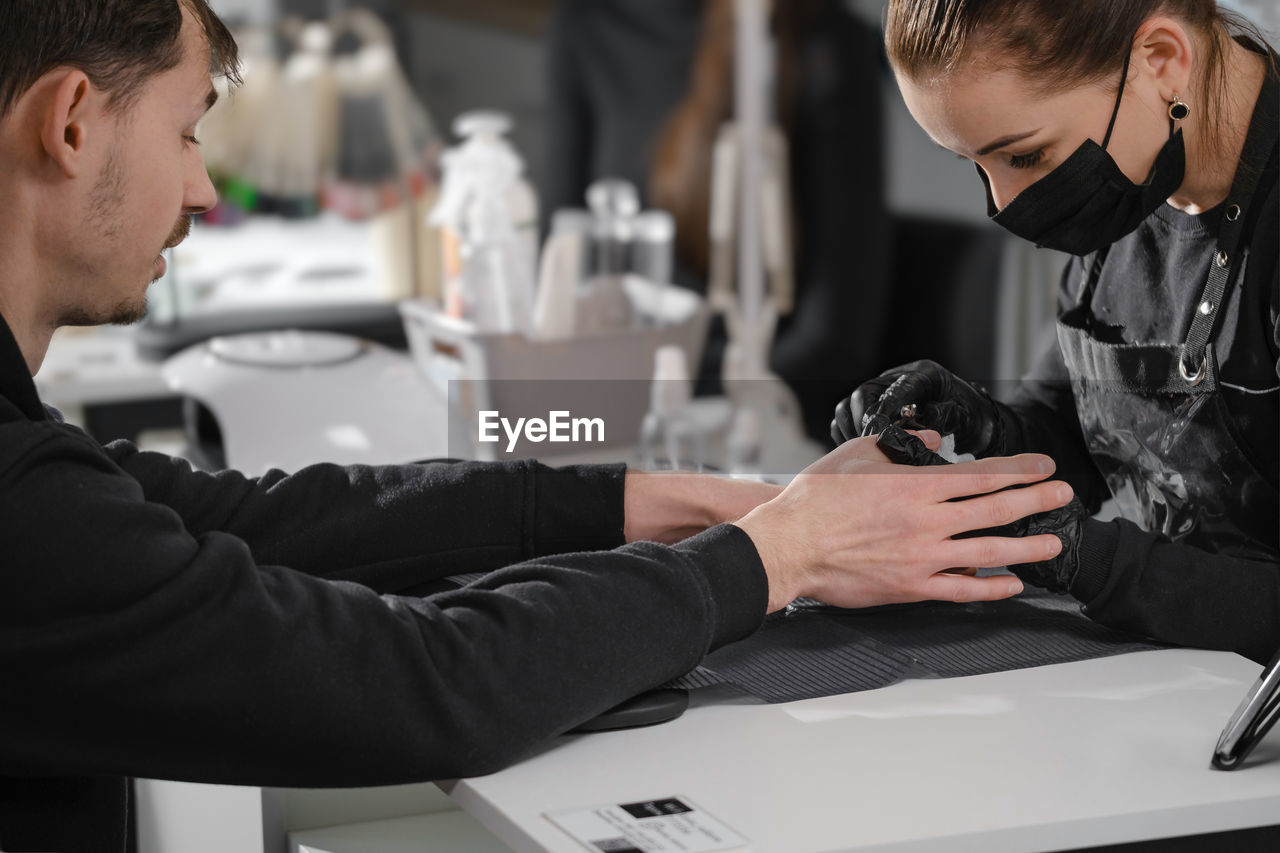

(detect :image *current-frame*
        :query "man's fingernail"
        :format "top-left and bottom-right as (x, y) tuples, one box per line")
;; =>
(1056, 484), (1072, 502)
(1038, 458), (1054, 475)
(1008, 580), (1023, 596)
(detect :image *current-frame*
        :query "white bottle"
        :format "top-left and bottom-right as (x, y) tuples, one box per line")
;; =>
(455, 112), (539, 286)
(532, 228), (583, 340)
(639, 345), (702, 471)
(429, 111), (538, 334)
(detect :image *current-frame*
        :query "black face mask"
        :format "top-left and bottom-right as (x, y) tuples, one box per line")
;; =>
(980, 51), (1187, 256)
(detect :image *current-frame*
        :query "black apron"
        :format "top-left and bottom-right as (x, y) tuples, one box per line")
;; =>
(1056, 66), (1279, 562)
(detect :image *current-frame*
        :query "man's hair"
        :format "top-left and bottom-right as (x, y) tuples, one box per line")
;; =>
(0, 0), (241, 121)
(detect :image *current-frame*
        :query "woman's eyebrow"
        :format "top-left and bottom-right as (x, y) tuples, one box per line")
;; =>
(975, 129), (1041, 157)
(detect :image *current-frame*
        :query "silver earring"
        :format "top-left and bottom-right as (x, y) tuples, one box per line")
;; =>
(1168, 94), (1190, 121)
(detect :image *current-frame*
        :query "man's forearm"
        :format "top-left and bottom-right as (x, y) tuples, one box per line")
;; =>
(623, 470), (782, 544)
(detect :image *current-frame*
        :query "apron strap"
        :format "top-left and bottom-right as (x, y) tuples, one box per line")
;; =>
(1179, 65), (1279, 387)
(1076, 247), (1111, 309)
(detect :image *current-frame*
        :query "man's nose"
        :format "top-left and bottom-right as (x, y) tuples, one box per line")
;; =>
(184, 153), (217, 214)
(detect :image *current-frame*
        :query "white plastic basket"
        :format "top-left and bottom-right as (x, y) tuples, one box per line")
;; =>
(398, 278), (709, 459)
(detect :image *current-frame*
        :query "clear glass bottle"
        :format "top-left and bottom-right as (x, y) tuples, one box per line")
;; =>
(639, 346), (703, 471)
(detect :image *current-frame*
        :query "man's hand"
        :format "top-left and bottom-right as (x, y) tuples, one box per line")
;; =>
(734, 433), (1072, 612)
(876, 425), (1089, 595)
(623, 470), (782, 545)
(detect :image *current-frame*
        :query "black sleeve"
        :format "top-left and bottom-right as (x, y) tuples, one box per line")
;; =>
(1, 424), (767, 787)
(103, 439), (629, 592)
(1070, 517), (1280, 664)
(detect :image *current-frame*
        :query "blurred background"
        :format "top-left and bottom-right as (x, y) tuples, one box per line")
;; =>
(34, 0), (1279, 460)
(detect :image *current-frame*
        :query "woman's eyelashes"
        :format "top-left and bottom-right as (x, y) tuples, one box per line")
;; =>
(1008, 148), (1045, 169)
(953, 149), (1046, 170)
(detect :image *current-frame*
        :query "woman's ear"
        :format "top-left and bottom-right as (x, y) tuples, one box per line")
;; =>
(38, 68), (101, 179)
(1132, 16), (1195, 103)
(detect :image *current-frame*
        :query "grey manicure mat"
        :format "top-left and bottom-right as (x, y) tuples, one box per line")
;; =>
(666, 584), (1164, 703)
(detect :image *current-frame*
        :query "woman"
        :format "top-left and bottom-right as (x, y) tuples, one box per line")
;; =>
(832, 0), (1279, 662)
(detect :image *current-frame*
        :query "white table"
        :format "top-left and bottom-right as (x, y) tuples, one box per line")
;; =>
(441, 649), (1280, 852)
(34, 326), (174, 423)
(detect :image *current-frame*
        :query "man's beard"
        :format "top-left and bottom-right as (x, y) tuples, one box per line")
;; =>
(59, 298), (148, 328)
(62, 151), (193, 327)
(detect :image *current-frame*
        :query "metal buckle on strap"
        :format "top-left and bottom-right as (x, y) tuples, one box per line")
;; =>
(1180, 355), (1207, 387)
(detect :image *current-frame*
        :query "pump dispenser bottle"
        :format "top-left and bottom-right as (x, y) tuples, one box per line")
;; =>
(430, 111), (538, 334)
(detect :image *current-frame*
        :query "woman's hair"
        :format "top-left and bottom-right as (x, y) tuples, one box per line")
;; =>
(649, 0), (825, 279)
(885, 0), (1275, 158)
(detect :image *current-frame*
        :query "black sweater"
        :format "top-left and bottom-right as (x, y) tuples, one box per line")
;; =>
(0, 314), (767, 852)
(1007, 73), (1280, 664)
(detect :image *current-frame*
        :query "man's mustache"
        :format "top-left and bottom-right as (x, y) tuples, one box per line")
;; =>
(164, 215), (192, 250)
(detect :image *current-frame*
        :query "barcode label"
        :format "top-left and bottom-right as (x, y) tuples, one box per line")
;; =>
(592, 838), (645, 853)
(547, 795), (747, 852)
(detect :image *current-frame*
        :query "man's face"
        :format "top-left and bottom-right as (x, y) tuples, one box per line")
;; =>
(63, 3), (218, 327)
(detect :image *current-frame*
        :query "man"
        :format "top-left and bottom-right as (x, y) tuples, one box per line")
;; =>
(0, 2), (1072, 850)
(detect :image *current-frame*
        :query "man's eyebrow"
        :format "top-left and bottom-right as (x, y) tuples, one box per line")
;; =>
(203, 87), (218, 113)
(974, 129), (1040, 157)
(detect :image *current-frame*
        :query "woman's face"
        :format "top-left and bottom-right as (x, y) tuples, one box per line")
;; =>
(896, 59), (1178, 211)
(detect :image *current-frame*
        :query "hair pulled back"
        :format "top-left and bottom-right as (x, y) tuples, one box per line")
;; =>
(887, 0), (1271, 83)
(886, 0), (1273, 154)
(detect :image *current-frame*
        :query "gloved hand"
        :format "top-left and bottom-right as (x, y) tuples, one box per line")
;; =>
(1003, 497), (1087, 593)
(831, 360), (1020, 457)
(871, 418), (950, 466)
(874, 425), (1085, 593)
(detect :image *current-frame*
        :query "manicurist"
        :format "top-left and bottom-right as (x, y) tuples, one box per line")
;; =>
(834, 0), (1279, 662)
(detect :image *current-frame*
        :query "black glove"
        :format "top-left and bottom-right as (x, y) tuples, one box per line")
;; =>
(873, 425), (1085, 593)
(1002, 497), (1087, 593)
(873, 420), (951, 466)
(831, 360), (1020, 457)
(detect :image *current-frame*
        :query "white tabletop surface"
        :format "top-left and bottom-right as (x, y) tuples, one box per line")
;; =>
(442, 649), (1280, 853)
(35, 326), (173, 409)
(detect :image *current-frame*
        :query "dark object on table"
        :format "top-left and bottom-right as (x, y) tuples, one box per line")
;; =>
(570, 687), (690, 733)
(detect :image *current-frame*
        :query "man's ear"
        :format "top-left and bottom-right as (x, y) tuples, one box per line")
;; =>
(38, 69), (103, 179)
